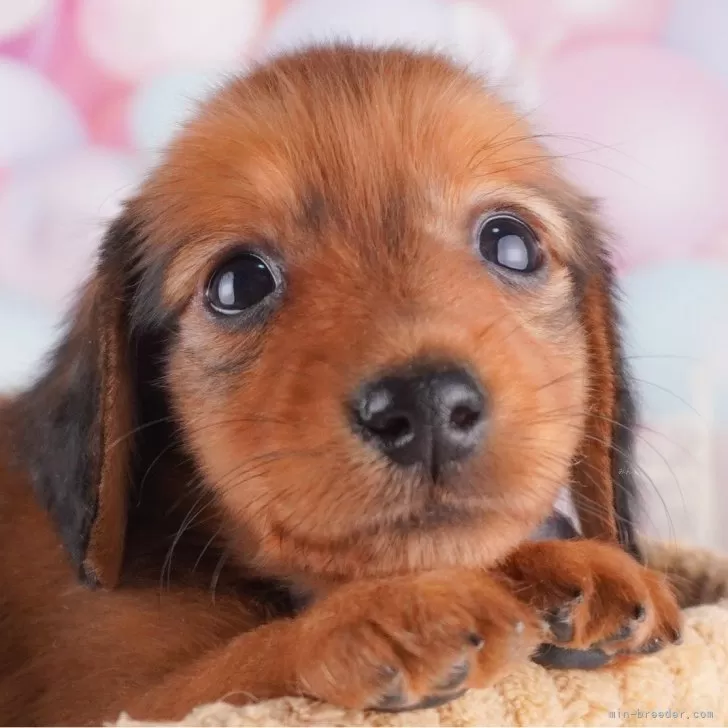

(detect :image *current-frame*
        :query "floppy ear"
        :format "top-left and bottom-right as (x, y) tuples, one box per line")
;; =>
(569, 214), (641, 560)
(14, 214), (143, 588)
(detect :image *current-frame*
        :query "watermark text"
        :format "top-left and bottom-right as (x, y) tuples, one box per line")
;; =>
(609, 709), (715, 721)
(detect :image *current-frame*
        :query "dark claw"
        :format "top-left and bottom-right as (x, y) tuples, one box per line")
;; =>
(543, 590), (586, 643)
(375, 691), (408, 711)
(466, 632), (484, 650)
(436, 659), (470, 691)
(637, 638), (664, 655)
(598, 604), (650, 645)
(378, 664), (400, 680)
(604, 622), (634, 643)
(373, 666), (405, 710)
(532, 643), (612, 670)
(545, 606), (574, 642)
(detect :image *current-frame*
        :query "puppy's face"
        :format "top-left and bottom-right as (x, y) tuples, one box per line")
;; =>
(132, 48), (593, 580)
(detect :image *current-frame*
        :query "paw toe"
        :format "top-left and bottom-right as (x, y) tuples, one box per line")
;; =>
(542, 592), (583, 643)
(636, 637), (665, 655)
(435, 658), (470, 691)
(546, 606), (574, 642)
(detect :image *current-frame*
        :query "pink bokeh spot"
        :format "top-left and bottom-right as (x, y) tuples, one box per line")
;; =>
(77, 0), (264, 81)
(0, 0), (54, 43)
(37, 0), (132, 144)
(485, 0), (667, 53)
(695, 229), (728, 264)
(87, 90), (132, 149)
(0, 34), (34, 60)
(0, 147), (141, 305)
(535, 41), (728, 269)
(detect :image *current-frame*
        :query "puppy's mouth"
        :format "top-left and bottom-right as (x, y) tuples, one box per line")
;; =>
(363, 476), (497, 536)
(352, 466), (554, 541)
(387, 501), (481, 533)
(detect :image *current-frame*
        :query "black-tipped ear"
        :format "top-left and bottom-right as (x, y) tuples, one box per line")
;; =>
(14, 213), (142, 587)
(567, 206), (641, 561)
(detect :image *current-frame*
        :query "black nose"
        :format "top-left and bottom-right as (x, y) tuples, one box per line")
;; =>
(352, 365), (487, 480)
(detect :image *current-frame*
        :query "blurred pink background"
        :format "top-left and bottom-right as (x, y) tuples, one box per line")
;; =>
(0, 0), (726, 550)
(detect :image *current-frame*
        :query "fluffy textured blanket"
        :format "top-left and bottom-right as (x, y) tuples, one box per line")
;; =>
(116, 541), (728, 727)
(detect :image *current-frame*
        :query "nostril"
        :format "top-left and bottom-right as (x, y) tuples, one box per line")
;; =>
(449, 403), (482, 431)
(366, 413), (414, 448)
(355, 383), (417, 451)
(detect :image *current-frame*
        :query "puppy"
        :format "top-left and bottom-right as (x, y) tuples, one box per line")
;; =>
(0, 46), (681, 726)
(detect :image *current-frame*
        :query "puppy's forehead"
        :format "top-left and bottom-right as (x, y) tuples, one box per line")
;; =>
(139, 47), (556, 251)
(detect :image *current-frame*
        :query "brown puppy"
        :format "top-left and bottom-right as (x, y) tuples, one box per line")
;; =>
(0, 46), (681, 726)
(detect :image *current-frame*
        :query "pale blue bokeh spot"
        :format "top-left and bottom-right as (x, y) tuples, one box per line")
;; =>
(620, 261), (728, 425)
(0, 291), (63, 393)
(665, 0), (728, 85)
(130, 70), (232, 152)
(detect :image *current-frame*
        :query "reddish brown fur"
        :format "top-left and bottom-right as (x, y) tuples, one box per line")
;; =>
(571, 278), (619, 541)
(0, 47), (679, 726)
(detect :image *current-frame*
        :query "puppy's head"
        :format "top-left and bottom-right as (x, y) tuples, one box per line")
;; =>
(15, 47), (638, 587)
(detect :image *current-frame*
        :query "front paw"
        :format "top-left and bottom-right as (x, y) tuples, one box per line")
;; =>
(290, 569), (540, 712)
(500, 540), (683, 669)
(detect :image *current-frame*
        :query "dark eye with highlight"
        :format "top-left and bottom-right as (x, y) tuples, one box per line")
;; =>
(477, 214), (543, 274)
(206, 253), (277, 315)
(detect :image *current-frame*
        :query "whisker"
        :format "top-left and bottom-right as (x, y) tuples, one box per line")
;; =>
(160, 489), (215, 592)
(193, 526), (225, 573)
(630, 377), (705, 420)
(210, 551), (229, 603)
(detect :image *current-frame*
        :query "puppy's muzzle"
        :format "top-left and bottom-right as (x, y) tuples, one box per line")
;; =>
(351, 363), (487, 481)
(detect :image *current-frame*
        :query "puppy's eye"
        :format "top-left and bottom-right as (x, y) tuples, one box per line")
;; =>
(206, 254), (277, 314)
(477, 214), (542, 273)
